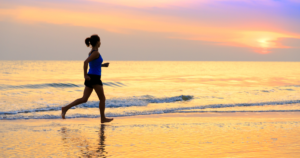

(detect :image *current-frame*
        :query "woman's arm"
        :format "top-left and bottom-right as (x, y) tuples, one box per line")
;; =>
(102, 63), (110, 67)
(83, 52), (100, 80)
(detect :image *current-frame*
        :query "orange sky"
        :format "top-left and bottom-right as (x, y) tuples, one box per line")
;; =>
(0, 0), (300, 60)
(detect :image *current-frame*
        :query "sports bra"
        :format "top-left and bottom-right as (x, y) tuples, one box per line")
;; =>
(87, 50), (103, 76)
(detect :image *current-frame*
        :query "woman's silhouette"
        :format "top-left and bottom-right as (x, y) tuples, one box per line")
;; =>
(61, 34), (113, 123)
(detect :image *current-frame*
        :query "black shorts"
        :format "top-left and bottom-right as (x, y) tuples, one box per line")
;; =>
(84, 74), (103, 88)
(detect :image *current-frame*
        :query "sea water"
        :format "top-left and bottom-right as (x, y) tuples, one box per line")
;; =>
(0, 61), (299, 120)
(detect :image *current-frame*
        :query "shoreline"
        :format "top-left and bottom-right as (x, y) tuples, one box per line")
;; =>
(1, 111), (300, 123)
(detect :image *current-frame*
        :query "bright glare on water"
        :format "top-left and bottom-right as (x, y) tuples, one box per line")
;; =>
(0, 61), (300, 119)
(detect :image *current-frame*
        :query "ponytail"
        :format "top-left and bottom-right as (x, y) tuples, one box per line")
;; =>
(84, 35), (100, 47)
(85, 38), (91, 47)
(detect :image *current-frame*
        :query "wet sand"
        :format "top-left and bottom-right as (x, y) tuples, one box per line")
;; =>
(1, 112), (300, 157)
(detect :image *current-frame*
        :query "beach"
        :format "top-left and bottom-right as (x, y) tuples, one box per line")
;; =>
(1, 112), (300, 157)
(2, 0), (300, 156)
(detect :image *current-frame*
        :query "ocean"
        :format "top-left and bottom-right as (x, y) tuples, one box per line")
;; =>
(1, 61), (299, 120)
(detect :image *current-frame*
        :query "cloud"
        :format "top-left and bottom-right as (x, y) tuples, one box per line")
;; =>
(275, 38), (300, 48)
(87, 0), (300, 8)
(88, 0), (186, 8)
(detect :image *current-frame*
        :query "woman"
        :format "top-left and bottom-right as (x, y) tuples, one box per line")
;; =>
(61, 34), (113, 123)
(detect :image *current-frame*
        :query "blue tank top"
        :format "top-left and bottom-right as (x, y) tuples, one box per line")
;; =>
(88, 50), (103, 76)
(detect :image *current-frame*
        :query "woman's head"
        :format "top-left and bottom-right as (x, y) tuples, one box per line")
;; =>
(85, 34), (100, 48)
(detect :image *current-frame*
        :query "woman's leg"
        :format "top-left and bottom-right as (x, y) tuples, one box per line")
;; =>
(61, 86), (93, 119)
(93, 85), (113, 123)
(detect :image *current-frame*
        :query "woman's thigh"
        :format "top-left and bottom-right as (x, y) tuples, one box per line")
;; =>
(92, 85), (105, 100)
(82, 86), (93, 100)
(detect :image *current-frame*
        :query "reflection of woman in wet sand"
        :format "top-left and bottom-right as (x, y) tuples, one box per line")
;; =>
(61, 124), (108, 157)
(61, 34), (113, 123)
(60, 125), (107, 157)
(97, 124), (107, 156)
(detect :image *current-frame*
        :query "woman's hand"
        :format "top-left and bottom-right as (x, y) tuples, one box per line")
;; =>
(85, 75), (91, 80)
(102, 63), (110, 67)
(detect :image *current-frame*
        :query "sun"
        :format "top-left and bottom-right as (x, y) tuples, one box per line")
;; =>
(235, 31), (298, 54)
(258, 39), (270, 48)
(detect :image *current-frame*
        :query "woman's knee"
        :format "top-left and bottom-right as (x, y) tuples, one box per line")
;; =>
(100, 96), (106, 101)
(80, 98), (88, 103)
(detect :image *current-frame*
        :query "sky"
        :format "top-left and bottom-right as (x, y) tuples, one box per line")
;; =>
(0, 0), (300, 61)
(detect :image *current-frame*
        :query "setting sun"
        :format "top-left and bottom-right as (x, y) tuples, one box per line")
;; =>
(258, 39), (270, 48)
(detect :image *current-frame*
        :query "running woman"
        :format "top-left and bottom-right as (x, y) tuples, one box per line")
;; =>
(61, 34), (113, 123)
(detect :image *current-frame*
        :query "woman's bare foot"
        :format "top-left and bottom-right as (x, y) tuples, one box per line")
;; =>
(61, 107), (67, 119)
(101, 118), (113, 123)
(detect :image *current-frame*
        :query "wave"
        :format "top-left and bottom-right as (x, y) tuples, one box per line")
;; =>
(0, 95), (194, 115)
(0, 83), (81, 90)
(282, 85), (300, 88)
(104, 82), (126, 87)
(1, 97), (300, 120)
(0, 82), (126, 90)
(80, 95), (193, 108)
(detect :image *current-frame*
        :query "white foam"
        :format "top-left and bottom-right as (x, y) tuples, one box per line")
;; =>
(0, 95), (194, 116)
